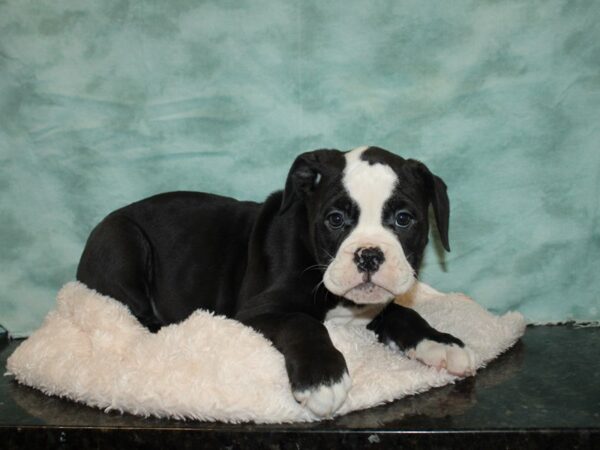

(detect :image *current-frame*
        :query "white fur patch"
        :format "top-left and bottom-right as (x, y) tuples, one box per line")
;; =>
(407, 339), (476, 377)
(293, 372), (352, 417)
(323, 146), (415, 304)
(325, 302), (386, 326)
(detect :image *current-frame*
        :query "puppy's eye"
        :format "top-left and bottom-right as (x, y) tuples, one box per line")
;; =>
(394, 211), (414, 228)
(326, 211), (345, 229)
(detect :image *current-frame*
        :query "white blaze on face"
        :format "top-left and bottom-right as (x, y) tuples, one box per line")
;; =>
(323, 147), (416, 304)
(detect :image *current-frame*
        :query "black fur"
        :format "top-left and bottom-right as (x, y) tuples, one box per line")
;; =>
(76, 147), (462, 396)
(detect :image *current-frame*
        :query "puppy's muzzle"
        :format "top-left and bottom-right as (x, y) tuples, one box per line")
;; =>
(353, 247), (385, 274)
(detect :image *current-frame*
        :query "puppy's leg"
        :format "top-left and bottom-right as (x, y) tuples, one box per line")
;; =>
(77, 214), (162, 332)
(237, 308), (350, 417)
(367, 303), (475, 376)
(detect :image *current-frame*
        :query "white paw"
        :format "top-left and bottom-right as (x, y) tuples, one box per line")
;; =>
(293, 372), (352, 417)
(407, 339), (476, 377)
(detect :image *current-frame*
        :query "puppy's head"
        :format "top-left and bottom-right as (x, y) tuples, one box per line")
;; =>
(281, 146), (450, 305)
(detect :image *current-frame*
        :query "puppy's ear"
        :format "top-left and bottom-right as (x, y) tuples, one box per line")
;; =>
(280, 149), (341, 214)
(410, 160), (451, 252)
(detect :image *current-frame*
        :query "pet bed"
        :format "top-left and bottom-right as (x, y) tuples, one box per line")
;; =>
(6, 281), (525, 423)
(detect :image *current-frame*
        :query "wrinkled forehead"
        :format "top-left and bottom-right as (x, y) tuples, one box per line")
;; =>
(341, 147), (401, 217)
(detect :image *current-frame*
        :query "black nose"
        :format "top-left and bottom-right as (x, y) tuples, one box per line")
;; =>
(354, 247), (385, 273)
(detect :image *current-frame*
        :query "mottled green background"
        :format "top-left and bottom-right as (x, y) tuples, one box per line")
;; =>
(1, 0), (599, 335)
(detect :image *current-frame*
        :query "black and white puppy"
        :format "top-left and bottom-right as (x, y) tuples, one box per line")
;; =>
(77, 146), (475, 417)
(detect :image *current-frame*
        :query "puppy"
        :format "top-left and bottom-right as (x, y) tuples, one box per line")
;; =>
(77, 146), (475, 417)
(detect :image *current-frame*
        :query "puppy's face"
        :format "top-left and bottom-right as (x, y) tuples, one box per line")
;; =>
(281, 146), (450, 305)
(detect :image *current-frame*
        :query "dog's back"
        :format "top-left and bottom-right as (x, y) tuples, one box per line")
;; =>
(76, 192), (260, 330)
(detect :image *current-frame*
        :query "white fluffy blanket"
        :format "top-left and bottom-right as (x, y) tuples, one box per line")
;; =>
(6, 281), (525, 423)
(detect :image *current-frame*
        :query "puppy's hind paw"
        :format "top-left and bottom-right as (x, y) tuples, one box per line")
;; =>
(293, 372), (352, 417)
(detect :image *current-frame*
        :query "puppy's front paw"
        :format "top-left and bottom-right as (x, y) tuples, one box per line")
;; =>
(407, 339), (476, 377)
(288, 348), (351, 417)
(293, 372), (352, 417)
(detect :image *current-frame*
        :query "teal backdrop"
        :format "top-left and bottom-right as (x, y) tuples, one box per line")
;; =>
(1, 0), (599, 335)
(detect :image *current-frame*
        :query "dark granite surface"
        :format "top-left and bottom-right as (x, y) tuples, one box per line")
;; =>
(1, 325), (599, 449)
(0, 326), (7, 346)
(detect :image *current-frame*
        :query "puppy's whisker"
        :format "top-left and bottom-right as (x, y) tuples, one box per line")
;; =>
(312, 279), (326, 304)
(312, 279), (325, 295)
(301, 264), (328, 275)
(322, 249), (335, 263)
(324, 286), (332, 304)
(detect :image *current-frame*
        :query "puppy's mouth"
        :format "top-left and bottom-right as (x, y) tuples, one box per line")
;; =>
(349, 281), (387, 293)
(342, 282), (396, 305)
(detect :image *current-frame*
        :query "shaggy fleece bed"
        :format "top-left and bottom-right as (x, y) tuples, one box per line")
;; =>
(6, 281), (526, 423)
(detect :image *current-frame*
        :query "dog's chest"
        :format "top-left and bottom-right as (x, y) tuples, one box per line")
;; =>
(324, 302), (386, 326)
